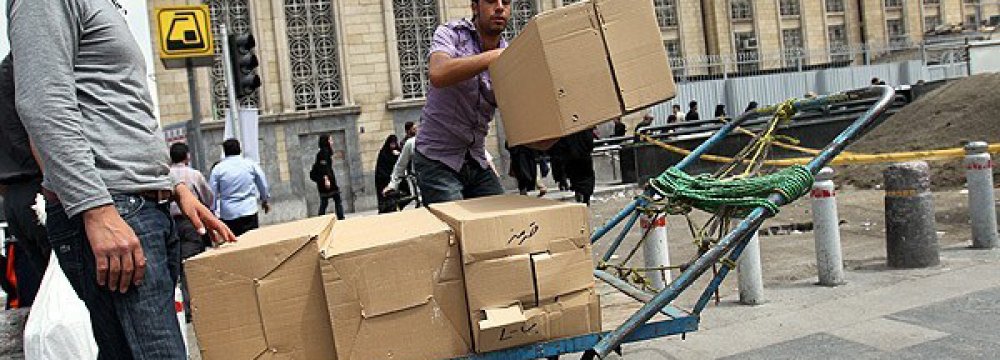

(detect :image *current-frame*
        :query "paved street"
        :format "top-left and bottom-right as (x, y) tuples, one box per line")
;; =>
(180, 184), (1000, 359)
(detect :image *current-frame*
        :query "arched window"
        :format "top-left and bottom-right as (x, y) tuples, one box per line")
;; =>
(285, 0), (344, 110)
(392, 0), (440, 99)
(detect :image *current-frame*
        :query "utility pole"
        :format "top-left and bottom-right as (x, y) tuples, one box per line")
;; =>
(220, 24), (241, 141)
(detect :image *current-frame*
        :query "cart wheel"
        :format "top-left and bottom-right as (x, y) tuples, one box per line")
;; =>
(580, 350), (597, 360)
(545, 356), (560, 360)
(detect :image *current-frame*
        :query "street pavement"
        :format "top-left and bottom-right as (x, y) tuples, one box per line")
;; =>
(625, 246), (1000, 359)
(180, 183), (1000, 359)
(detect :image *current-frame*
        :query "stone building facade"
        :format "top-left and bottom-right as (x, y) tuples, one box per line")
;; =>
(147, 0), (996, 221)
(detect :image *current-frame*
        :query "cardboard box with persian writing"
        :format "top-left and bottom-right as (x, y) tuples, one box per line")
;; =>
(430, 196), (601, 353)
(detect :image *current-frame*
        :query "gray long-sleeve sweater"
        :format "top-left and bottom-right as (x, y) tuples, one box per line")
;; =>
(8, 0), (173, 217)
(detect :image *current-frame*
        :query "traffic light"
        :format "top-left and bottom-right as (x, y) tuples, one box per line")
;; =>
(228, 33), (261, 98)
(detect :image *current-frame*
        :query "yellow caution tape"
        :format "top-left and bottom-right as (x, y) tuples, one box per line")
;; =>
(639, 134), (1000, 166)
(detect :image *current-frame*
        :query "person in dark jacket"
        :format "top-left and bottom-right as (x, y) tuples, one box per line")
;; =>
(506, 143), (539, 195)
(686, 101), (700, 121)
(375, 135), (402, 213)
(612, 118), (627, 137)
(550, 129), (596, 205)
(714, 104), (726, 119)
(311, 134), (345, 219)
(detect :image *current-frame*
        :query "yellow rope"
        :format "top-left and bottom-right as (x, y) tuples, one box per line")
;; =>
(640, 134), (1000, 166)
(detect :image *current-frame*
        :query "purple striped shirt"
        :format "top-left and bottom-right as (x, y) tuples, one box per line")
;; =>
(415, 19), (508, 172)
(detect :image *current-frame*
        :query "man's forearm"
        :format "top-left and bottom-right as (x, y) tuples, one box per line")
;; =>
(428, 50), (500, 88)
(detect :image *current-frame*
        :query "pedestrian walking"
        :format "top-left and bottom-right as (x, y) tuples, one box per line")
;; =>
(376, 135), (402, 213)
(310, 134), (345, 219)
(210, 139), (270, 236)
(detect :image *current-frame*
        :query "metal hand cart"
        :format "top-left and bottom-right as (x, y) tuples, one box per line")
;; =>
(456, 85), (896, 360)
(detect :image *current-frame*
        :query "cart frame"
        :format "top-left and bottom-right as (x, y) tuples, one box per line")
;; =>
(457, 86), (896, 359)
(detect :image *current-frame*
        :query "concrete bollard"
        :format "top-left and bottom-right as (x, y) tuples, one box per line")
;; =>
(640, 213), (671, 290)
(964, 141), (998, 249)
(811, 167), (845, 286)
(884, 161), (940, 268)
(737, 218), (765, 305)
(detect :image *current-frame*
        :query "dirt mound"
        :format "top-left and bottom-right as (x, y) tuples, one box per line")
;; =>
(836, 73), (1000, 189)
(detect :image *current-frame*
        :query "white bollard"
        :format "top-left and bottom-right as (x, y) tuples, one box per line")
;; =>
(737, 218), (765, 305)
(964, 141), (998, 249)
(811, 167), (845, 286)
(640, 213), (671, 291)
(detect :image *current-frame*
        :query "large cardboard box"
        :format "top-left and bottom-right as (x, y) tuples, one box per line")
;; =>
(319, 209), (472, 360)
(491, 0), (676, 146)
(185, 215), (338, 360)
(429, 196), (601, 352)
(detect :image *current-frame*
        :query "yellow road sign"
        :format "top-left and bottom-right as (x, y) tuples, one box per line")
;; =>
(156, 6), (213, 59)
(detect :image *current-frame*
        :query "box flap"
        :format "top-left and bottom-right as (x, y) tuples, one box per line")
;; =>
(428, 196), (590, 262)
(480, 305), (527, 330)
(475, 305), (548, 352)
(594, 0), (676, 111)
(464, 254), (535, 311)
(345, 299), (471, 359)
(531, 247), (596, 303)
(255, 242), (337, 359)
(321, 209), (451, 258)
(187, 217), (335, 360)
(193, 215), (336, 258)
(542, 289), (602, 340)
(320, 209), (471, 359)
(187, 261), (266, 359)
(358, 242), (434, 318)
(187, 215), (336, 280)
(430, 196), (579, 222)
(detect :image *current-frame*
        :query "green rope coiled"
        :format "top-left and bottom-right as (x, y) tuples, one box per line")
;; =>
(648, 165), (815, 216)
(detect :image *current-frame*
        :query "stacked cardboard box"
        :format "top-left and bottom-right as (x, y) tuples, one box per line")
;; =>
(430, 196), (601, 353)
(185, 215), (338, 359)
(318, 209), (472, 360)
(187, 198), (601, 359)
(492, 0), (676, 146)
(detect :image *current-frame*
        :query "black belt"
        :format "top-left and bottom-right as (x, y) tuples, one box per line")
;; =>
(138, 189), (175, 204)
(43, 189), (175, 205)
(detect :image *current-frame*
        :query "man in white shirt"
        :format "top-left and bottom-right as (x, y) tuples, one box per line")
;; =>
(209, 139), (270, 236)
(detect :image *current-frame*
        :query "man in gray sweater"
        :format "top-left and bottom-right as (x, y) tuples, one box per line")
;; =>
(8, 0), (236, 357)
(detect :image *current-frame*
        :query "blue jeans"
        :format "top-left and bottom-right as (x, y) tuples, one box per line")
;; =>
(46, 194), (184, 360)
(413, 151), (504, 205)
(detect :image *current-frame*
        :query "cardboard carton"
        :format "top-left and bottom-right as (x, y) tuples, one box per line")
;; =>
(185, 215), (338, 360)
(319, 209), (472, 360)
(429, 196), (601, 352)
(491, 0), (676, 146)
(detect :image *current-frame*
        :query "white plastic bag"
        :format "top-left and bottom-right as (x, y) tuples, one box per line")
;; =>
(23, 252), (98, 360)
